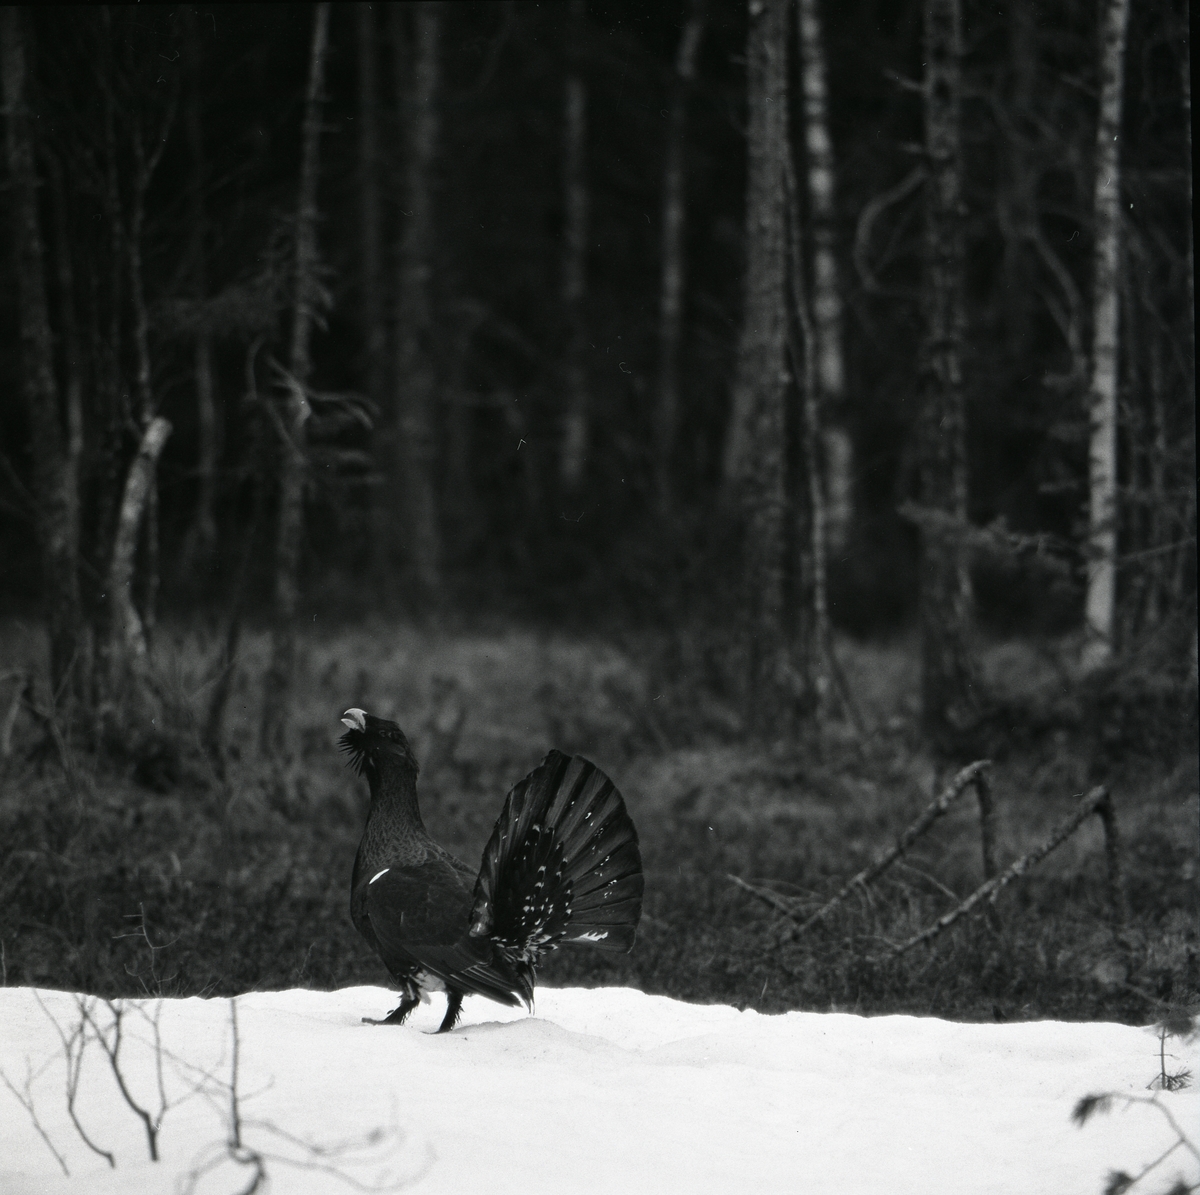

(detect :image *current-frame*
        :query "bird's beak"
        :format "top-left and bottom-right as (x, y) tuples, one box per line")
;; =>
(341, 708), (367, 731)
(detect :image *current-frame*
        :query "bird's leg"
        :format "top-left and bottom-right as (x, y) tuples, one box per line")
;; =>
(363, 995), (419, 1026)
(436, 990), (464, 1033)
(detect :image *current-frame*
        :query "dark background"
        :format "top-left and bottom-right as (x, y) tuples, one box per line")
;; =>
(0, 0), (1189, 629)
(0, 2), (1194, 1026)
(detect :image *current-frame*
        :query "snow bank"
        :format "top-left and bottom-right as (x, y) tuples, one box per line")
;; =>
(1, 985), (1195, 1194)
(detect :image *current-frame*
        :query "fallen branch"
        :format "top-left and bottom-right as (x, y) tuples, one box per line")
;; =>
(780, 760), (991, 940)
(727, 874), (805, 922)
(893, 785), (1113, 955)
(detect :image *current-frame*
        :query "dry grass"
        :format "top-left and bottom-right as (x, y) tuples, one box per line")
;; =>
(0, 618), (1196, 1025)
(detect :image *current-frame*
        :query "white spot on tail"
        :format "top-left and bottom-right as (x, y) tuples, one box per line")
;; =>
(369, 868), (390, 884)
(570, 930), (609, 942)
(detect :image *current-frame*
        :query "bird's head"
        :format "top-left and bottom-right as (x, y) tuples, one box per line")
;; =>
(339, 708), (419, 782)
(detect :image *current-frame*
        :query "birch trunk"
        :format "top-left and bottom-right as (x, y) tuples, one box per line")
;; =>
(654, 1), (705, 516)
(560, 0), (590, 491)
(1, 10), (86, 708)
(728, 0), (792, 735)
(918, 0), (976, 738)
(392, 2), (443, 598)
(1081, 0), (1130, 671)
(129, 128), (164, 648)
(105, 418), (173, 683)
(796, 0), (851, 552)
(261, 3), (330, 756)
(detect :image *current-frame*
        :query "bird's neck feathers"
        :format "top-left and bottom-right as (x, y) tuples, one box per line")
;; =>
(365, 752), (427, 835)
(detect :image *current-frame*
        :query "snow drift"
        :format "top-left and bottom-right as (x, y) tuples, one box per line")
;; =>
(1, 985), (1195, 1194)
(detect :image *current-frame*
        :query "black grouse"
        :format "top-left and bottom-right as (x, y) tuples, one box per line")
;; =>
(339, 708), (644, 1032)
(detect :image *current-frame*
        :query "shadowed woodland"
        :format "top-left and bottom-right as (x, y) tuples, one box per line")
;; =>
(0, 1), (1195, 1023)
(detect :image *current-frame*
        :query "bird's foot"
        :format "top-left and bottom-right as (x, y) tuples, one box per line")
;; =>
(363, 997), (419, 1026)
(435, 990), (464, 1033)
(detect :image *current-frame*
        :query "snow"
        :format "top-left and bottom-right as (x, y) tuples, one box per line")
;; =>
(1, 985), (1196, 1194)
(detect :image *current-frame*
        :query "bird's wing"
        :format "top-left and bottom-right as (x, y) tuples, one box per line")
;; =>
(361, 855), (474, 946)
(363, 860), (529, 1008)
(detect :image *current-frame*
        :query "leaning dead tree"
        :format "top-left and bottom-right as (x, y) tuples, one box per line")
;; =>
(2, 9), (86, 709)
(894, 785), (1127, 954)
(1081, 0), (1131, 671)
(753, 760), (993, 940)
(261, 3), (330, 757)
(731, 764), (1128, 952)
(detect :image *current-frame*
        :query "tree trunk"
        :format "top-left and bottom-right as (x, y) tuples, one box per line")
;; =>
(261, 2), (330, 757)
(1, 9), (86, 710)
(1000, 3), (1039, 362)
(1081, 0), (1130, 671)
(560, 0), (590, 491)
(182, 4), (218, 573)
(654, 1), (705, 517)
(785, 153), (831, 719)
(918, 0), (976, 740)
(129, 128), (160, 649)
(361, 3), (388, 585)
(392, 2), (443, 600)
(796, 0), (851, 553)
(105, 418), (173, 687)
(47, 157), (88, 696)
(726, 0), (792, 736)
(358, 3), (385, 408)
(90, 18), (128, 696)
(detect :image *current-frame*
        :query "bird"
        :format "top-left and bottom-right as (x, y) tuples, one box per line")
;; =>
(339, 707), (644, 1033)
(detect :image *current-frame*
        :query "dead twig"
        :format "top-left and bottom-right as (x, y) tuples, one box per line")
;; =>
(727, 874), (805, 921)
(79, 998), (170, 1161)
(31, 992), (116, 1168)
(0, 1055), (70, 1176)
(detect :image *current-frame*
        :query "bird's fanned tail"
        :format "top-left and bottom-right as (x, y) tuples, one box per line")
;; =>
(469, 751), (644, 960)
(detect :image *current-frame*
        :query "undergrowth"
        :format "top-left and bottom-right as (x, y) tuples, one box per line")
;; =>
(0, 620), (1196, 1025)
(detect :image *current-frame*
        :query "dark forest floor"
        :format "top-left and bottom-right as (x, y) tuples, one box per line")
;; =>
(1, 618), (1196, 1027)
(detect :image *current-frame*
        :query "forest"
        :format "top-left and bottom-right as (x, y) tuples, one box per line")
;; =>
(0, 1), (1195, 1026)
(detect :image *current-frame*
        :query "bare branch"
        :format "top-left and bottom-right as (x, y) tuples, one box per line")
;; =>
(853, 165), (926, 294)
(0, 1057), (70, 1176)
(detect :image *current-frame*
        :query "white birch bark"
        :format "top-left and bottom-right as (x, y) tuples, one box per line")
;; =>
(1081, 0), (1130, 671)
